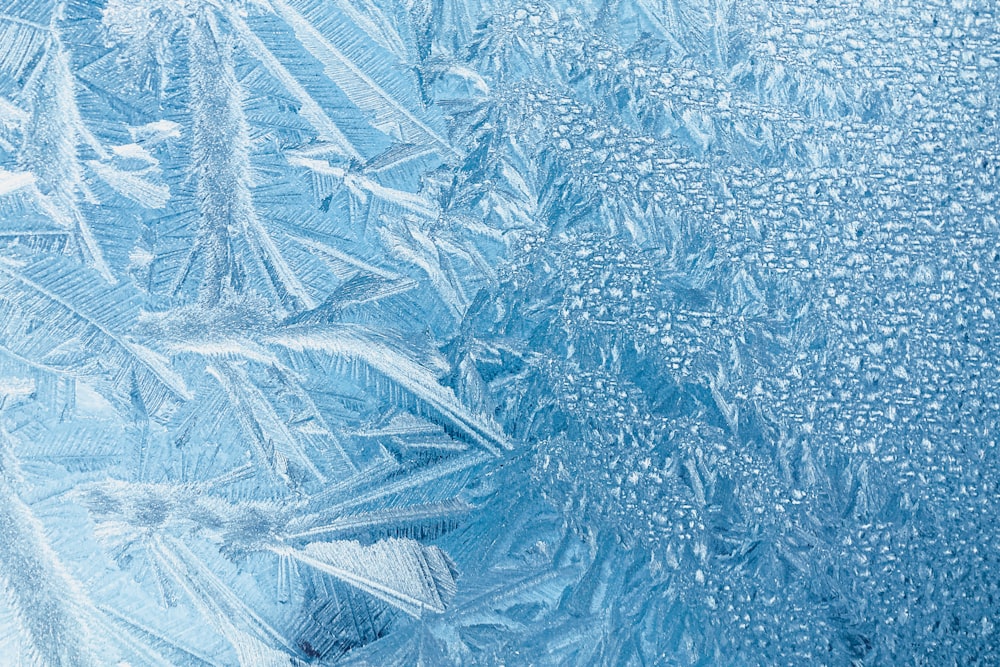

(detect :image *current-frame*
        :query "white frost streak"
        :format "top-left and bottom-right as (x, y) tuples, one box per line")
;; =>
(289, 233), (402, 280)
(379, 220), (468, 317)
(0, 261), (192, 409)
(288, 156), (439, 218)
(0, 429), (103, 666)
(130, 120), (181, 145)
(269, 0), (456, 155)
(18, 40), (115, 283)
(188, 11), (315, 311)
(151, 537), (293, 667)
(0, 168), (35, 195)
(276, 537), (457, 617)
(111, 143), (156, 162)
(329, 0), (407, 59)
(87, 160), (170, 209)
(208, 360), (326, 483)
(227, 9), (360, 160)
(270, 329), (510, 454)
(289, 500), (471, 540)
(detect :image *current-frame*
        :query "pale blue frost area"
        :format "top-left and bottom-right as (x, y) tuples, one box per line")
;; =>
(0, 0), (996, 664)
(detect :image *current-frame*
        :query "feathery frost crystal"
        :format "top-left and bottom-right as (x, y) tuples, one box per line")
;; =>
(0, 0), (996, 664)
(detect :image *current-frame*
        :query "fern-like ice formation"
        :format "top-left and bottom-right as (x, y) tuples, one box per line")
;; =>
(0, 0), (997, 664)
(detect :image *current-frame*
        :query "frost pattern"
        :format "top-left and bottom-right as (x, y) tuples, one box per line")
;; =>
(0, 0), (997, 664)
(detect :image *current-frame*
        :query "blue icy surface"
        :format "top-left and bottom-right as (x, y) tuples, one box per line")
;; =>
(0, 0), (996, 664)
